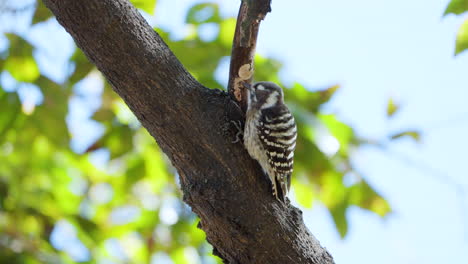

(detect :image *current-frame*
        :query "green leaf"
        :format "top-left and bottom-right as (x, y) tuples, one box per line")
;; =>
(389, 130), (421, 143)
(294, 180), (314, 208)
(284, 83), (340, 114)
(254, 55), (282, 84)
(0, 91), (21, 142)
(455, 18), (468, 55)
(0, 179), (8, 205)
(186, 3), (221, 25)
(349, 179), (391, 217)
(4, 34), (40, 82)
(330, 201), (348, 238)
(318, 114), (354, 155)
(92, 108), (114, 122)
(74, 216), (100, 241)
(320, 171), (346, 208)
(126, 158), (146, 186)
(99, 124), (134, 159)
(318, 84), (340, 105)
(32, 1), (53, 24)
(5, 33), (34, 57)
(167, 39), (227, 88)
(142, 143), (170, 193)
(219, 18), (237, 48)
(33, 108), (69, 147)
(32, 76), (71, 146)
(444, 0), (468, 16)
(188, 220), (206, 246)
(4, 56), (40, 83)
(171, 248), (187, 264)
(69, 49), (94, 85)
(293, 123), (332, 179)
(386, 97), (399, 118)
(130, 0), (157, 15)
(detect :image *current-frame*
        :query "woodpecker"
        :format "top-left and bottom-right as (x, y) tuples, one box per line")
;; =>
(244, 81), (297, 203)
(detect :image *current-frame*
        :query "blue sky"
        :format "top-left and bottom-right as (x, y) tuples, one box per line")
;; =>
(157, 0), (468, 263)
(2, 0), (468, 263)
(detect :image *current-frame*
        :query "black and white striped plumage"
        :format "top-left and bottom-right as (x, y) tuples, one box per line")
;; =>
(244, 82), (297, 203)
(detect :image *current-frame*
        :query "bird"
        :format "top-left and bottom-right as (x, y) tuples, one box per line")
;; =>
(243, 81), (297, 203)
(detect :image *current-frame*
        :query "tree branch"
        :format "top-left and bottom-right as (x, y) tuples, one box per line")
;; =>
(42, 0), (334, 263)
(228, 0), (271, 112)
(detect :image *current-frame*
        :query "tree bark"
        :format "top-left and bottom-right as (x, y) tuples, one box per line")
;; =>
(42, 0), (335, 263)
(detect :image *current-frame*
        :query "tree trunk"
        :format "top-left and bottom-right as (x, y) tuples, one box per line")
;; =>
(42, 0), (335, 263)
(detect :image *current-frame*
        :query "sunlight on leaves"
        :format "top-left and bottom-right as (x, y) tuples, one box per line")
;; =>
(294, 180), (314, 208)
(4, 57), (39, 83)
(130, 0), (157, 15)
(320, 171), (346, 208)
(456, 18), (468, 55)
(219, 18), (236, 48)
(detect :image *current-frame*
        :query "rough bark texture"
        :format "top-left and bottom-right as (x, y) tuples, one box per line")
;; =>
(42, 0), (335, 263)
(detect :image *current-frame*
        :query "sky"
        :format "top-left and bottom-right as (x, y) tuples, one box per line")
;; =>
(2, 0), (468, 263)
(157, 0), (468, 263)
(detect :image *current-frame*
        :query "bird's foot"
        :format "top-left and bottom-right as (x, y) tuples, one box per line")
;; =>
(231, 120), (244, 144)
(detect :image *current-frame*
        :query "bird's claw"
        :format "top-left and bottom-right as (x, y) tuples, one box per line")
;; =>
(231, 120), (243, 144)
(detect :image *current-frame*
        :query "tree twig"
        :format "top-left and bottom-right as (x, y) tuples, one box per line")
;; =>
(228, 0), (271, 112)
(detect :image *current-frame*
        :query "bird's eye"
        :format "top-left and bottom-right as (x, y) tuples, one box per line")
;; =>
(256, 85), (265, 90)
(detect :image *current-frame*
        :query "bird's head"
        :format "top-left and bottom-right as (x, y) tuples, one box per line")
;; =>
(245, 81), (284, 109)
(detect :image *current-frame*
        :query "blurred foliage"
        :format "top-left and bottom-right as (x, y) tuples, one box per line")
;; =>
(0, 0), (414, 263)
(386, 97), (399, 118)
(445, 0), (468, 54)
(389, 130), (421, 143)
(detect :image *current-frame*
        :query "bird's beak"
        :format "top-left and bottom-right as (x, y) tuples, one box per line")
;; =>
(243, 82), (252, 91)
